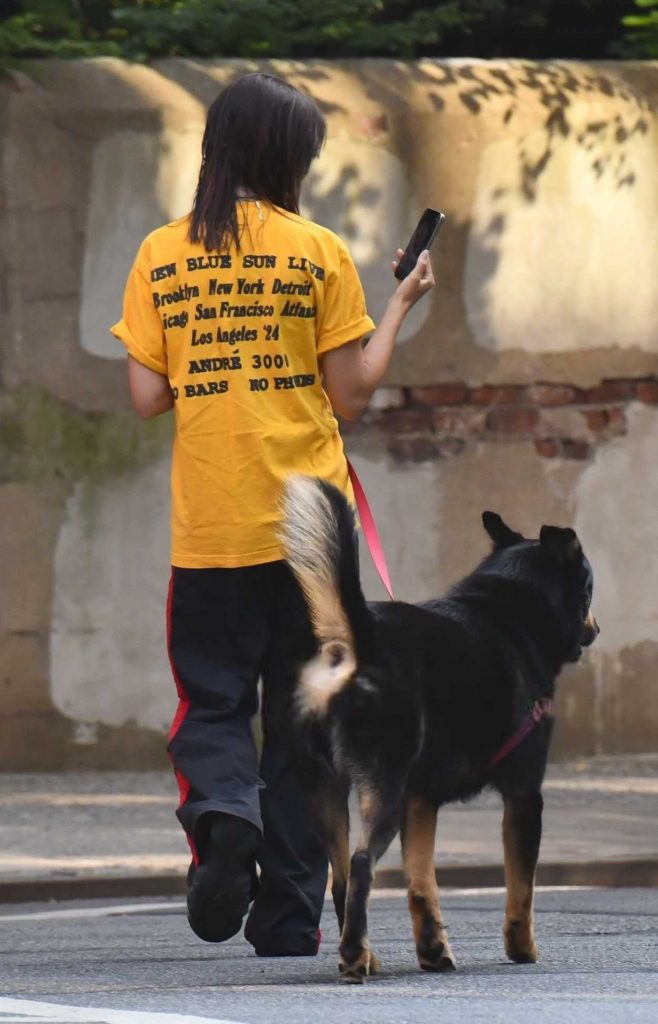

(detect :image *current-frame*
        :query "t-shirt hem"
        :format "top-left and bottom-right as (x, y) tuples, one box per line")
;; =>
(171, 544), (285, 569)
(317, 314), (376, 356)
(111, 320), (168, 375)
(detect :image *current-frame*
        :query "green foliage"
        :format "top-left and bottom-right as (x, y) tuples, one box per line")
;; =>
(621, 0), (658, 57)
(0, 1), (647, 66)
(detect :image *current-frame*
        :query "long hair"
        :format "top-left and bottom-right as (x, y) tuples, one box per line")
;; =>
(189, 73), (326, 253)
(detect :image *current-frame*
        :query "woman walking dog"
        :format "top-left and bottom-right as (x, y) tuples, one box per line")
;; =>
(111, 72), (434, 956)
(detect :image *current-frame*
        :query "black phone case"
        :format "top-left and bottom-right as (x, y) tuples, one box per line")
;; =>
(395, 209), (445, 280)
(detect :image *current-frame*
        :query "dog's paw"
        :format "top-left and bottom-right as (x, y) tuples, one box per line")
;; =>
(417, 935), (457, 973)
(504, 921), (538, 964)
(339, 947), (379, 983)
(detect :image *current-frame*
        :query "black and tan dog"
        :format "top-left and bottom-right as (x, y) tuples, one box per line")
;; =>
(281, 476), (599, 982)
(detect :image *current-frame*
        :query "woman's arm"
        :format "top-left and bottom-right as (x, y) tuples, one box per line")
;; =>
(320, 249), (434, 420)
(127, 355), (175, 418)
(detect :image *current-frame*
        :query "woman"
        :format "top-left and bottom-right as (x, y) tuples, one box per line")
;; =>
(112, 72), (434, 957)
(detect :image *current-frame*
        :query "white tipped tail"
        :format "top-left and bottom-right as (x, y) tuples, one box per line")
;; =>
(281, 477), (357, 716)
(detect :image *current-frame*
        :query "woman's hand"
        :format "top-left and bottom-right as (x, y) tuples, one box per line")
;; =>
(391, 248), (435, 309)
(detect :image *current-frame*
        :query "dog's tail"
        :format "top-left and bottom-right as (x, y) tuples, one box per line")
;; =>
(281, 476), (371, 717)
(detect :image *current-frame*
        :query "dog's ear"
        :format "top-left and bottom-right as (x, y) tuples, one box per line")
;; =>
(539, 525), (582, 562)
(482, 511), (523, 548)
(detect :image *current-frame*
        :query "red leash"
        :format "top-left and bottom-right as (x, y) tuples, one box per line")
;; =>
(347, 458), (395, 600)
(488, 697), (555, 768)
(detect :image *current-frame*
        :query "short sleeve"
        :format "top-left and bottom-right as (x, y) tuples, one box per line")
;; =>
(316, 241), (375, 357)
(110, 248), (168, 375)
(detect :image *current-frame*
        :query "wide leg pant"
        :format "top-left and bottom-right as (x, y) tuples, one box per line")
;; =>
(166, 561), (327, 955)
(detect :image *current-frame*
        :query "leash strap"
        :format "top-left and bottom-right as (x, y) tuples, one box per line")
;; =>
(488, 697), (555, 769)
(346, 458), (395, 600)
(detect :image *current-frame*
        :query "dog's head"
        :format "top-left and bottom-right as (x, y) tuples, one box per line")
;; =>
(481, 511), (599, 662)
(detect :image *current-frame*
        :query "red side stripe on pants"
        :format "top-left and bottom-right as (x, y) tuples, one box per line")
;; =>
(166, 570), (197, 863)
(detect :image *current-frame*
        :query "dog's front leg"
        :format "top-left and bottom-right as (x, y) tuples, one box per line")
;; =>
(502, 790), (543, 963)
(402, 795), (456, 972)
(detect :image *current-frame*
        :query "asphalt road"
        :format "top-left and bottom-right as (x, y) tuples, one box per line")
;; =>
(0, 888), (656, 1024)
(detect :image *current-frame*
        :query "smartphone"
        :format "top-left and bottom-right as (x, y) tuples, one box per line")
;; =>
(394, 208), (445, 280)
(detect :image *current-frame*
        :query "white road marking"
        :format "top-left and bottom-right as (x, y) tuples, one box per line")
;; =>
(0, 794), (171, 807)
(544, 777), (658, 795)
(0, 855), (187, 872)
(0, 997), (245, 1024)
(0, 901), (185, 923)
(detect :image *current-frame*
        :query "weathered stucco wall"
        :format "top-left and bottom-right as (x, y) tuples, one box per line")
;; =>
(1, 58), (657, 768)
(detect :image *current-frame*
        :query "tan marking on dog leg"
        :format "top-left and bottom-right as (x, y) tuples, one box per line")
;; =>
(403, 796), (456, 972)
(503, 798), (539, 964)
(324, 797), (350, 933)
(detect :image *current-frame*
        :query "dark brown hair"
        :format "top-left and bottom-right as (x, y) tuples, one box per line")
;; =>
(189, 73), (326, 253)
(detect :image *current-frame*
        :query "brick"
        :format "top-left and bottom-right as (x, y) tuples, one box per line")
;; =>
(409, 385), (470, 406)
(534, 439), (559, 458)
(486, 408), (538, 433)
(580, 380), (634, 404)
(583, 409), (608, 432)
(561, 440), (591, 460)
(635, 380), (658, 404)
(470, 385), (525, 406)
(526, 384), (576, 406)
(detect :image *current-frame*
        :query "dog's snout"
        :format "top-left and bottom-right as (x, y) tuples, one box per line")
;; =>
(585, 610), (600, 635)
(581, 610), (600, 646)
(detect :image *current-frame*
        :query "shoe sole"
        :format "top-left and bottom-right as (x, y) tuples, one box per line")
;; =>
(188, 816), (261, 943)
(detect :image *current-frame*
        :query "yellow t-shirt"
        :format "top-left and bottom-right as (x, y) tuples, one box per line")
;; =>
(111, 202), (375, 568)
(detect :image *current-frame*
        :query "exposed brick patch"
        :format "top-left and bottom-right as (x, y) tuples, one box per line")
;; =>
(526, 384), (576, 406)
(361, 376), (654, 463)
(486, 408), (539, 433)
(410, 385), (470, 406)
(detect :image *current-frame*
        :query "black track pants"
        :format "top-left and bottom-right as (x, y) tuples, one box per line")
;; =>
(166, 561), (327, 955)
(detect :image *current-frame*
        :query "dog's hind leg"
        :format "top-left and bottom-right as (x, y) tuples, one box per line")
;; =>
(502, 790), (543, 964)
(402, 796), (456, 972)
(312, 775), (350, 933)
(338, 781), (402, 983)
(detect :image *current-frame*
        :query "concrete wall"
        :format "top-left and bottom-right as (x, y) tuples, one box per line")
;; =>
(1, 57), (657, 768)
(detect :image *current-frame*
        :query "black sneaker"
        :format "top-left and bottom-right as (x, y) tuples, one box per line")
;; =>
(187, 813), (261, 943)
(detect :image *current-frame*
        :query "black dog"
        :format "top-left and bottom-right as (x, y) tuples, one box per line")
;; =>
(281, 476), (599, 982)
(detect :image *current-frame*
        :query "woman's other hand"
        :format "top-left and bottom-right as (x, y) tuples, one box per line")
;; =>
(391, 248), (435, 309)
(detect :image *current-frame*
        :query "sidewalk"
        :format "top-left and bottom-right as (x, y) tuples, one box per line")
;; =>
(1, 754), (656, 902)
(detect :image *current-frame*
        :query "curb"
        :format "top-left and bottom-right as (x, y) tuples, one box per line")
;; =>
(0, 858), (656, 905)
